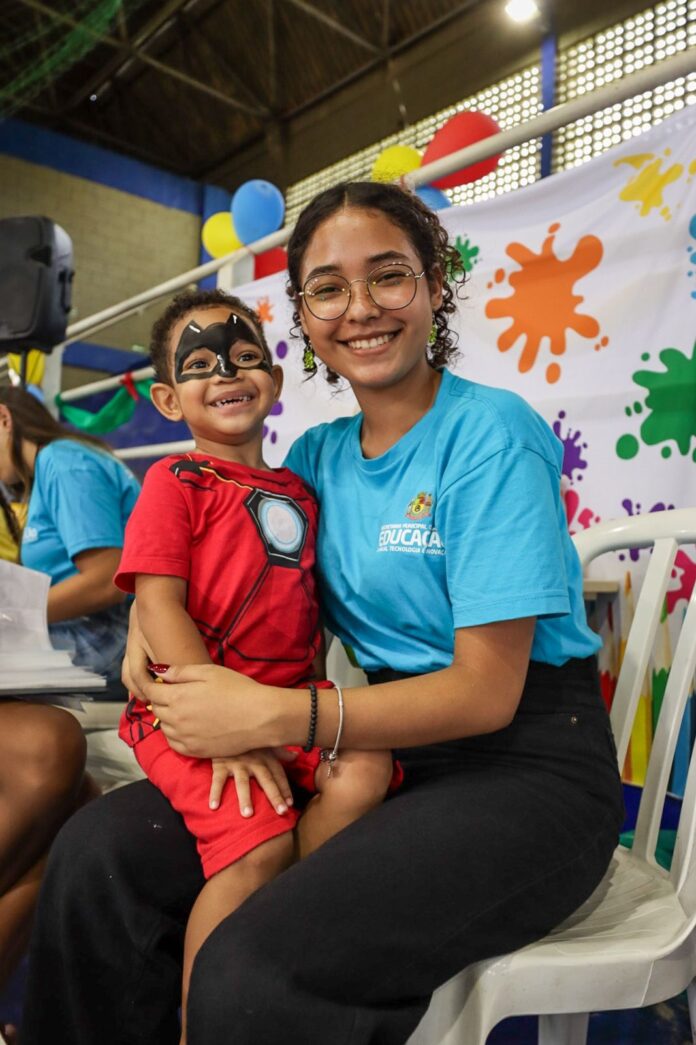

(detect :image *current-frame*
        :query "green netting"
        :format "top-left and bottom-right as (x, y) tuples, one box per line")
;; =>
(0, 0), (150, 117)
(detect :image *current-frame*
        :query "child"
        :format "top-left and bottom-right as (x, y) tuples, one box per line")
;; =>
(115, 288), (398, 1042)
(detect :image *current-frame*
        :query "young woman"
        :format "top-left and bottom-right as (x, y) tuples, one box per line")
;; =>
(0, 387), (140, 689)
(21, 183), (623, 1045)
(0, 387), (139, 1004)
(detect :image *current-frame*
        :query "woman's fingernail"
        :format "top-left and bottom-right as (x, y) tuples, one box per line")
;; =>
(276, 803), (287, 814)
(149, 663), (170, 674)
(286, 796), (294, 805)
(209, 800), (219, 810)
(242, 806), (253, 817)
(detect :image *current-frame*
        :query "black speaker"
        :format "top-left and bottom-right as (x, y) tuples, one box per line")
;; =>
(0, 216), (74, 353)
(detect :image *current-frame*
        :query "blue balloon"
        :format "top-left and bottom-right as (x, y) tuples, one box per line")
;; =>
(231, 180), (285, 245)
(415, 185), (452, 211)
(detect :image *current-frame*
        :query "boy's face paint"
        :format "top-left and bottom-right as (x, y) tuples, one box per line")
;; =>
(174, 313), (272, 383)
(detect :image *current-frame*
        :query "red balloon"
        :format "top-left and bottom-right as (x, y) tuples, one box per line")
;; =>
(254, 246), (287, 280)
(422, 111), (502, 189)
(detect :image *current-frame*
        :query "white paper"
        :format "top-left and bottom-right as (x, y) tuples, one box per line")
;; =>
(0, 560), (106, 693)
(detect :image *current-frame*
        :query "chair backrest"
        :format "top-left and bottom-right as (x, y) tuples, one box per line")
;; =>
(572, 508), (696, 907)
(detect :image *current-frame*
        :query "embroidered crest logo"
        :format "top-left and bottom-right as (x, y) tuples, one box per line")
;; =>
(405, 492), (433, 520)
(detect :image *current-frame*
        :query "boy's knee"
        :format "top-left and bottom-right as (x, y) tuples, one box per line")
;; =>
(235, 830), (294, 879)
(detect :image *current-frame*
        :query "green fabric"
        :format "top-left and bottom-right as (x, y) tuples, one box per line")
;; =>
(56, 379), (153, 434)
(620, 828), (677, 871)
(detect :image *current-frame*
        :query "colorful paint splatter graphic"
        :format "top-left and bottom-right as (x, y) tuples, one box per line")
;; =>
(613, 150), (689, 221)
(616, 342), (696, 462)
(554, 411), (589, 483)
(668, 549), (696, 613)
(262, 339), (287, 445)
(688, 214), (696, 300)
(484, 224), (605, 384)
(564, 487), (600, 535)
(454, 235), (480, 272)
(617, 498), (676, 561)
(256, 297), (274, 324)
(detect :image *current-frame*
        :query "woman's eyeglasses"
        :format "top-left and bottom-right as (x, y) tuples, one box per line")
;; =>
(299, 263), (426, 321)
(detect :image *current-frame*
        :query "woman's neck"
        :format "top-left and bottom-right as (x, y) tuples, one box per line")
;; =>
(357, 368), (442, 460)
(22, 439), (38, 481)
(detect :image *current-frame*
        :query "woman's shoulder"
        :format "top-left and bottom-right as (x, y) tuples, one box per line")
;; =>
(37, 439), (139, 488)
(439, 371), (560, 461)
(285, 415), (358, 475)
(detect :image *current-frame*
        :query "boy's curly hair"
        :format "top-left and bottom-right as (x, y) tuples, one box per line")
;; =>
(149, 288), (270, 383)
(286, 181), (466, 385)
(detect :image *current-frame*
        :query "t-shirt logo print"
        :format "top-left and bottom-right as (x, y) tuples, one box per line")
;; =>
(405, 492), (433, 520)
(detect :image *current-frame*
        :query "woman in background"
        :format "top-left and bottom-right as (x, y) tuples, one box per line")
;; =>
(0, 386), (139, 1010)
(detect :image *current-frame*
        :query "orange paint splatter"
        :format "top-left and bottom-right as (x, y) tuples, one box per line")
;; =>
(255, 296), (274, 324)
(614, 152), (683, 219)
(494, 268), (505, 283)
(484, 226), (603, 381)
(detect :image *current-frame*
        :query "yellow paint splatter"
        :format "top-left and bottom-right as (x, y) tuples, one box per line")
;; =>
(614, 153), (684, 219)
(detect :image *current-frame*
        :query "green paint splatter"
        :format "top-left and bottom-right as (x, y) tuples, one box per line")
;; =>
(454, 235), (480, 273)
(633, 342), (696, 456)
(618, 342), (696, 460)
(616, 433), (640, 459)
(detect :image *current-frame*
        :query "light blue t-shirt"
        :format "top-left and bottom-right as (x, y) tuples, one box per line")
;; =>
(285, 369), (600, 674)
(22, 440), (140, 585)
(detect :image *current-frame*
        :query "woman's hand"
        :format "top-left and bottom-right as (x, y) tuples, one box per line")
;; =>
(141, 664), (287, 758)
(121, 602), (154, 700)
(209, 749), (296, 816)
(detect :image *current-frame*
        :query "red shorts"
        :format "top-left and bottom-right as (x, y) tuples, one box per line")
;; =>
(133, 730), (403, 879)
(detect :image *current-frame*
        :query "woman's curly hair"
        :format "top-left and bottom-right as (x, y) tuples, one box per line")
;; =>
(286, 181), (466, 385)
(149, 288), (270, 384)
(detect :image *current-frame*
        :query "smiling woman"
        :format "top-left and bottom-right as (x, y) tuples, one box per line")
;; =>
(21, 184), (623, 1045)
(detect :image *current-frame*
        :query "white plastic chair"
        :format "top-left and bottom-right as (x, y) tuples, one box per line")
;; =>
(407, 507), (696, 1045)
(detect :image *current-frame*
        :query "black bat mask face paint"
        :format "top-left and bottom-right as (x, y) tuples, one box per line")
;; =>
(174, 313), (272, 383)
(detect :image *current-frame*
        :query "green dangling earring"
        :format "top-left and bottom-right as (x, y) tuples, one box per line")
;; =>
(427, 322), (437, 347)
(302, 337), (317, 374)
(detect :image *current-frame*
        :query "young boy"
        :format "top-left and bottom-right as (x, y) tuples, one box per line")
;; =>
(115, 289), (398, 1042)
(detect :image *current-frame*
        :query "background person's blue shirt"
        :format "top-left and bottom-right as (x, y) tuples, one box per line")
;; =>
(285, 369), (600, 675)
(22, 439), (140, 584)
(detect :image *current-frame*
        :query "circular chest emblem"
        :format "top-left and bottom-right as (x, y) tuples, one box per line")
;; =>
(258, 497), (304, 553)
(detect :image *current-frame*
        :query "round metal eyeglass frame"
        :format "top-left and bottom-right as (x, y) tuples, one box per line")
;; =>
(298, 264), (426, 321)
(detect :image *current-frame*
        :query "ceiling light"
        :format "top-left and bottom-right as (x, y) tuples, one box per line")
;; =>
(505, 0), (541, 24)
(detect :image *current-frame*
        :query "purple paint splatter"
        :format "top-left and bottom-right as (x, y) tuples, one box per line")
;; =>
(618, 498), (676, 560)
(553, 411), (589, 483)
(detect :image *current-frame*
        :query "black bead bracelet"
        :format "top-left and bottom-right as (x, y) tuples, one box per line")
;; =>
(303, 682), (318, 752)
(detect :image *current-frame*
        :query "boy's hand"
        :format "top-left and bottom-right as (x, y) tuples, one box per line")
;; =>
(209, 748), (297, 816)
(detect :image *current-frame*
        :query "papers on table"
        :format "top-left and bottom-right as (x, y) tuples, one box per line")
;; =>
(0, 559), (106, 700)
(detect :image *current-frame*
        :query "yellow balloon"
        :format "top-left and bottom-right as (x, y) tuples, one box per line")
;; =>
(371, 145), (422, 183)
(8, 348), (45, 385)
(202, 212), (243, 259)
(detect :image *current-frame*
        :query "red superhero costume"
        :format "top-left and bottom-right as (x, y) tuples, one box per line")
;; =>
(115, 452), (329, 876)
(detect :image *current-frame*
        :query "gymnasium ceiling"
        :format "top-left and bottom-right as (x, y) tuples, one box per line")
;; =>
(2, 0), (653, 191)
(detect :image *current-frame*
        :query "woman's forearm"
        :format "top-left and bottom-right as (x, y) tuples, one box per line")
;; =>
(47, 551), (124, 622)
(256, 617), (535, 751)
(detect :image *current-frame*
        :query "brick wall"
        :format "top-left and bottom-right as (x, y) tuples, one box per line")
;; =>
(0, 154), (201, 356)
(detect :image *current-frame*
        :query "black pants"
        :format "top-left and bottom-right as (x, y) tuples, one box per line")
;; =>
(22, 658), (623, 1045)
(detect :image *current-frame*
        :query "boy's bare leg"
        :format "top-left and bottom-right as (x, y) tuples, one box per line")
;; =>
(180, 831), (294, 1045)
(296, 750), (393, 860)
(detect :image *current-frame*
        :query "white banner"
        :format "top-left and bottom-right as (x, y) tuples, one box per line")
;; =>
(233, 106), (696, 603)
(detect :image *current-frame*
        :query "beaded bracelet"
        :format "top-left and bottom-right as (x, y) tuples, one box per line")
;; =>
(302, 682), (318, 752)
